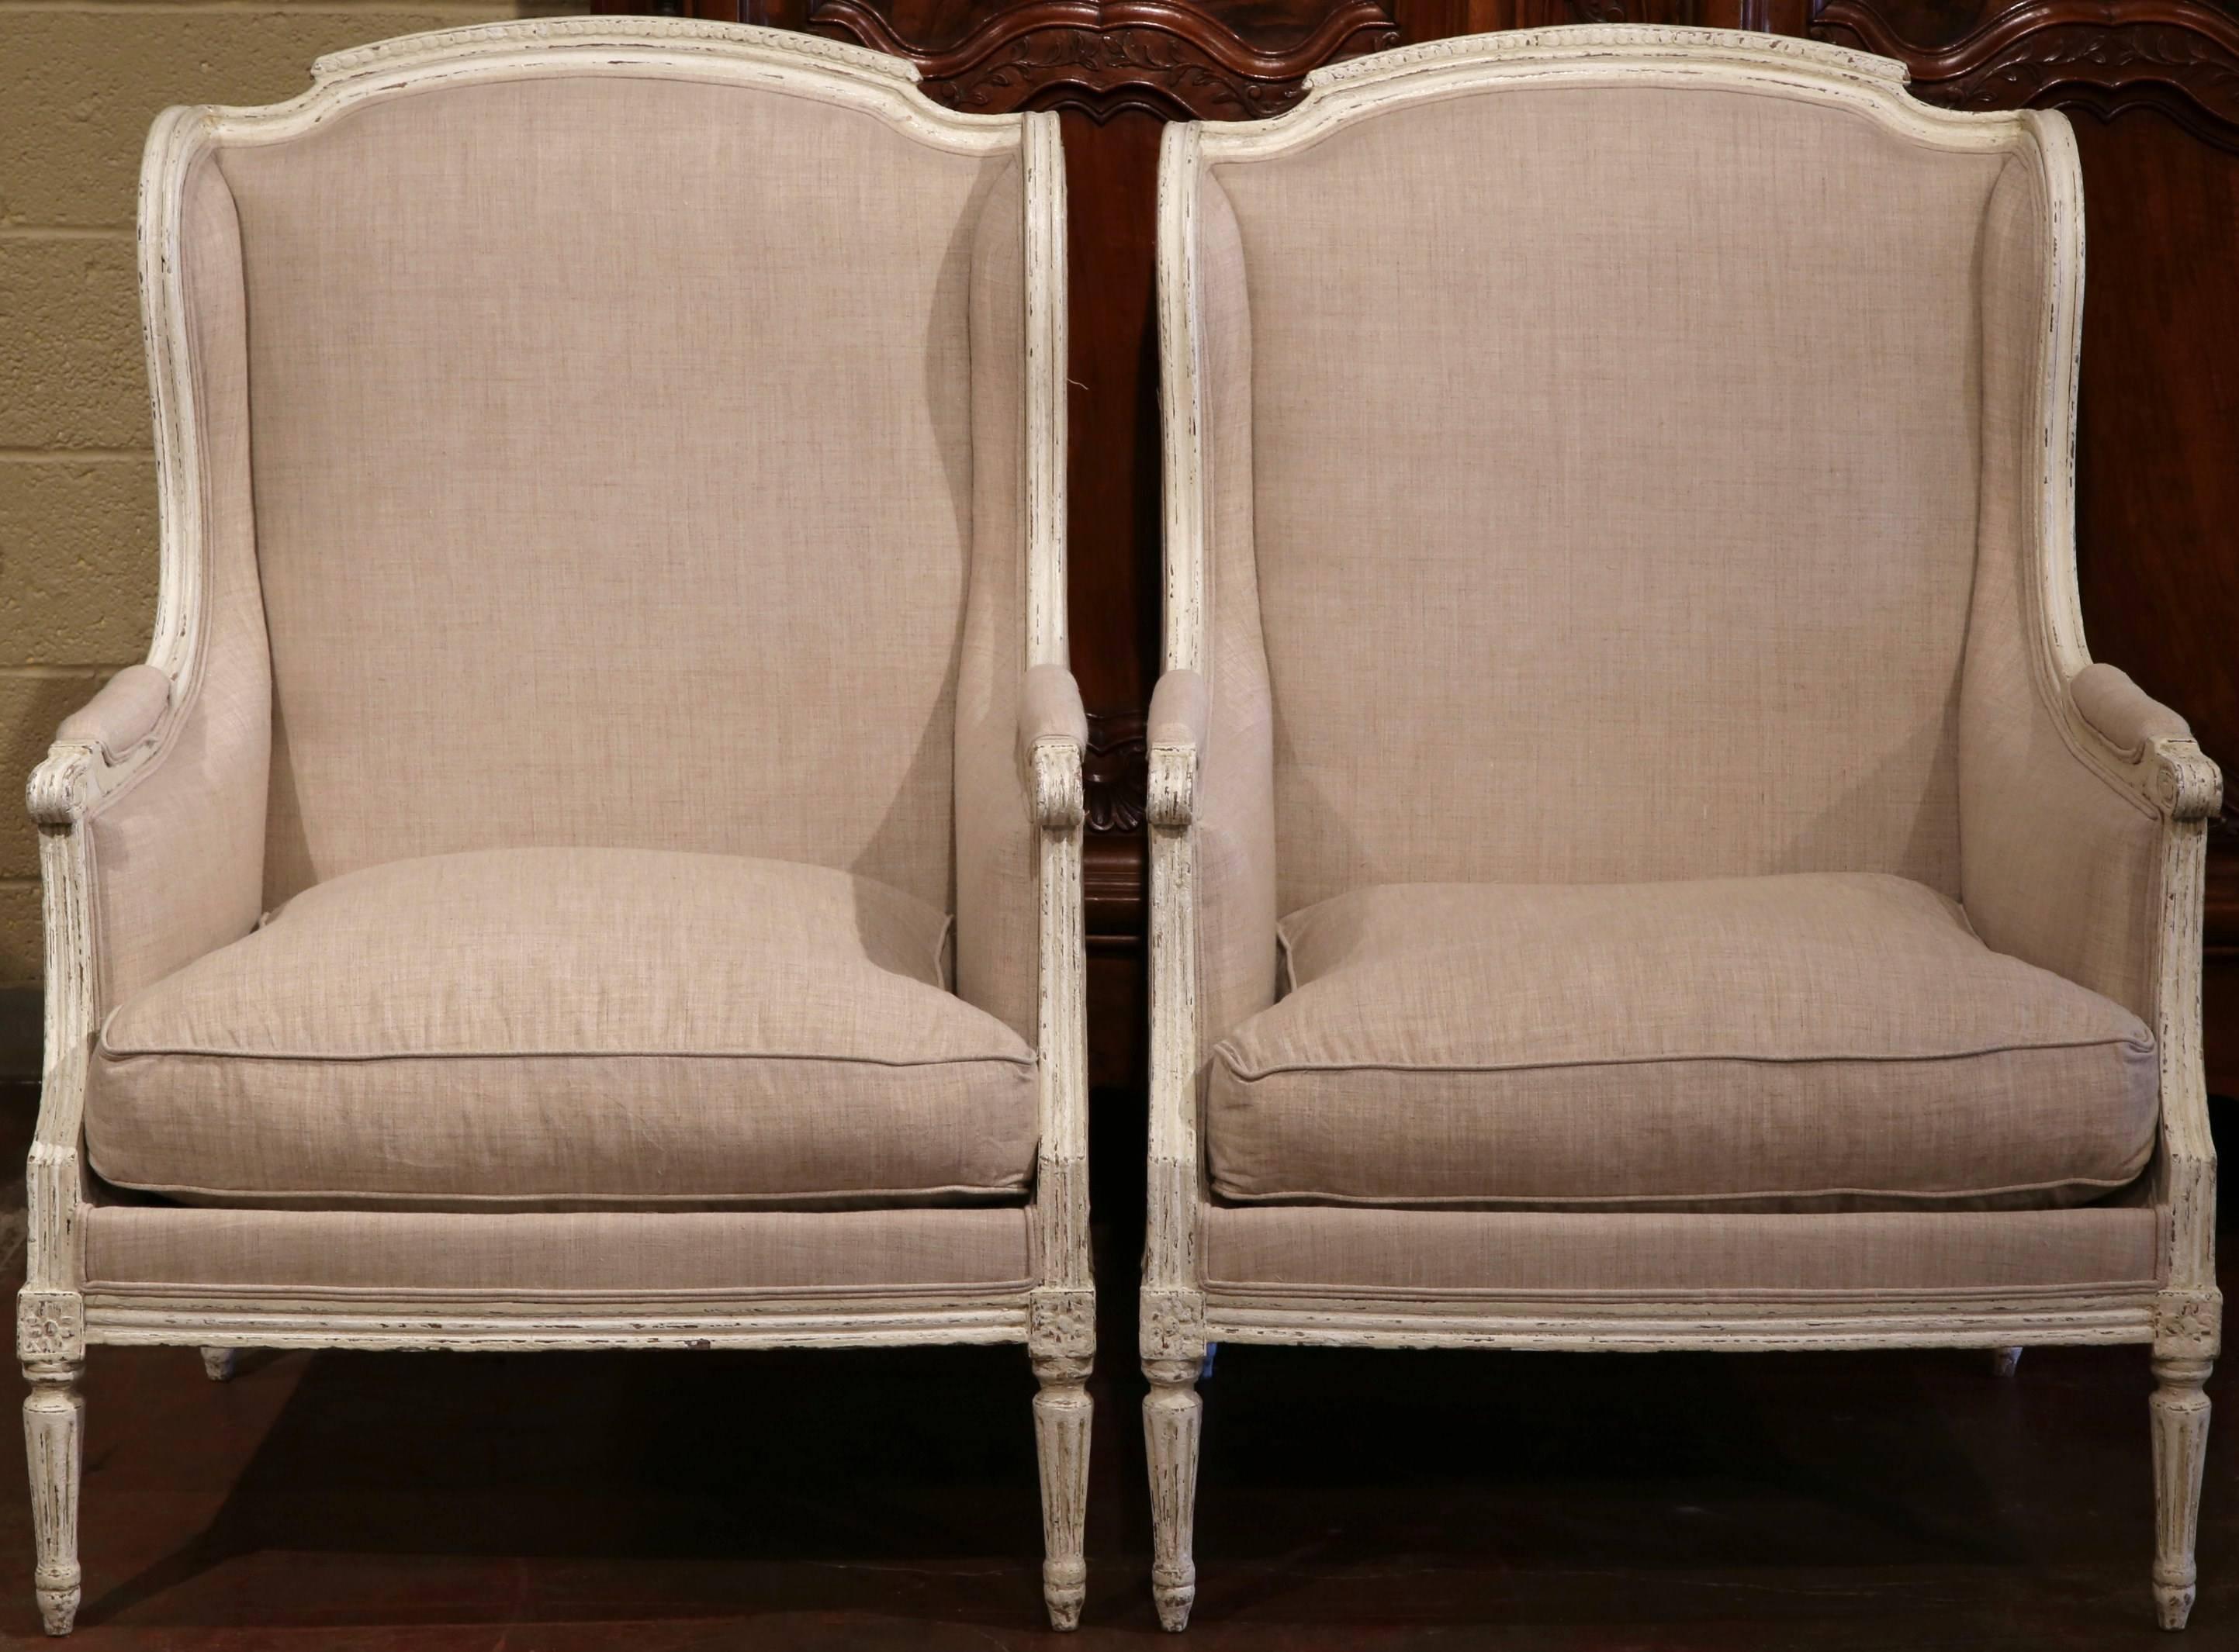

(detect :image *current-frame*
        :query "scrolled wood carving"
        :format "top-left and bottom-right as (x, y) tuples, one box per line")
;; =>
(1083, 710), (1147, 834)
(812, 0), (1400, 119)
(1815, 0), (2239, 147)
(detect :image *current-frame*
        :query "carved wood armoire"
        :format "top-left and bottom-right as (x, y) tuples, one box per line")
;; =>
(639, 0), (2239, 1098)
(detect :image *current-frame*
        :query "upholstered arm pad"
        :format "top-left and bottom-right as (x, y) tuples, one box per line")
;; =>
(1018, 662), (1088, 762)
(1019, 664), (1086, 831)
(55, 665), (170, 762)
(1147, 669), (1209, 828)
(1149, 669), (1209, 752)
(2071, 663), (2192, 758)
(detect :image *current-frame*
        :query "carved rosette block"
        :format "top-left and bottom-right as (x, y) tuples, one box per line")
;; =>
(16, 1293), (84, 1367)
(1030, 1285), (1098, 1365)
(1140, 1287), (1207, 1366)
(2154, 1287), (2223, 1360)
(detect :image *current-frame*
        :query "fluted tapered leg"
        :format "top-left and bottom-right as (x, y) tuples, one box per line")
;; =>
(1992, 1347), (2023, 1377)
(1144, 1358), (1201, 1632)
(1033, 1356), (1091, 1630)
(2153, 1352), (2213, 1630)
(199, 1348), (237, 1383)
(23, 1360), (82, 1636)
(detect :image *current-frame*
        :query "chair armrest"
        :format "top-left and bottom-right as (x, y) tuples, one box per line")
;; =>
(1146, 669), (1208, 828)
(1961, 654), (2220, 1296)
(1964, 667), (2219, 1013)
(29, 673), (179, 833)
(1018, 662), (1092, 1337)
(23, 653), (268, 1302)
(2071, 663), (2192, 760)
(53, 666), (169, 763)
(1019, 663), (1086, 831)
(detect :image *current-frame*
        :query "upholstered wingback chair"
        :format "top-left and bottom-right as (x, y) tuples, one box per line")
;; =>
(19, 20), (1092, 1635)
(1143, 26), (2220, 1633)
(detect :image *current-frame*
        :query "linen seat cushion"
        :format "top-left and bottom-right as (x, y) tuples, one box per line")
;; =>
(86, 848), (1038, 1209)
(1208, 874), (2158, 1211)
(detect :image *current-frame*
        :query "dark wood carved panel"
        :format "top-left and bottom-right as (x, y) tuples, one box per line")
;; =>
(817, 0), (1402, 118)
(1816, 0), (2239, 144)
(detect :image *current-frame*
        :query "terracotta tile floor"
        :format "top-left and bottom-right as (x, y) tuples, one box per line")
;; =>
(0, 1089), (2231, 1650)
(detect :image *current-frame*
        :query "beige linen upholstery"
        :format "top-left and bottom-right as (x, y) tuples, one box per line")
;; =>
(1183, 173), (1280, 1062)
(953, 153), (1043, 1041)
(1212, 875), (2157, 1210)
(79, 152), (272, 1014)
(182, 69), (1043, 1045)
(83, 1205), (1034, 1294)
(87, 849), (1036, 1208)
(230, 77), (981, 909)
(1212, 82), (2007, 918)
(1199, 1205), (2161, 1295)
(1956, 161), (2174, 1022)
(1145, 31), (2220, 1632)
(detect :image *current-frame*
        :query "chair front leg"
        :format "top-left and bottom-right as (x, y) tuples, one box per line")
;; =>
(23, 1361), (82, 1636)
(2153, 1349), (2213, 1630)
(1032, 1350), (1092, 1630)
(1143, 1355), (1202, 1632)
(1029, 1284), (1094, 1631)
(20, 1287), (85, 1638)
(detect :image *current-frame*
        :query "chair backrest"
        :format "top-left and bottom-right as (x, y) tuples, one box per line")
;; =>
(1168, 28), (2060, 918)
(157, 22), (1064, 1036)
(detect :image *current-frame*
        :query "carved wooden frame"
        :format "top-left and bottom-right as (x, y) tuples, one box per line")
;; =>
(18, 19), (1092, 1636)
(1144, 24), (2220, 1633)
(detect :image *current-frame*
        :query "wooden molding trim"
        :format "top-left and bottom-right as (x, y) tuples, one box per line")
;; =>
(1815, 0), (2239, 147)
(810, 0), (1401, 119)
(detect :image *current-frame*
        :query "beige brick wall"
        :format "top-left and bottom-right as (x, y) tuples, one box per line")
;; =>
(0, 2), (590, 989)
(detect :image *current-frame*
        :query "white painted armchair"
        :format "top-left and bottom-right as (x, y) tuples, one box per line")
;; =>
(1144, 26), (2220, 1632)
(19, 20), (1091, 1635)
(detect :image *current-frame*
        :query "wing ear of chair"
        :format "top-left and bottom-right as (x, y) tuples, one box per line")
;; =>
(1145, 25), (2219, 1633)
(19, 21), (1089, 1636)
